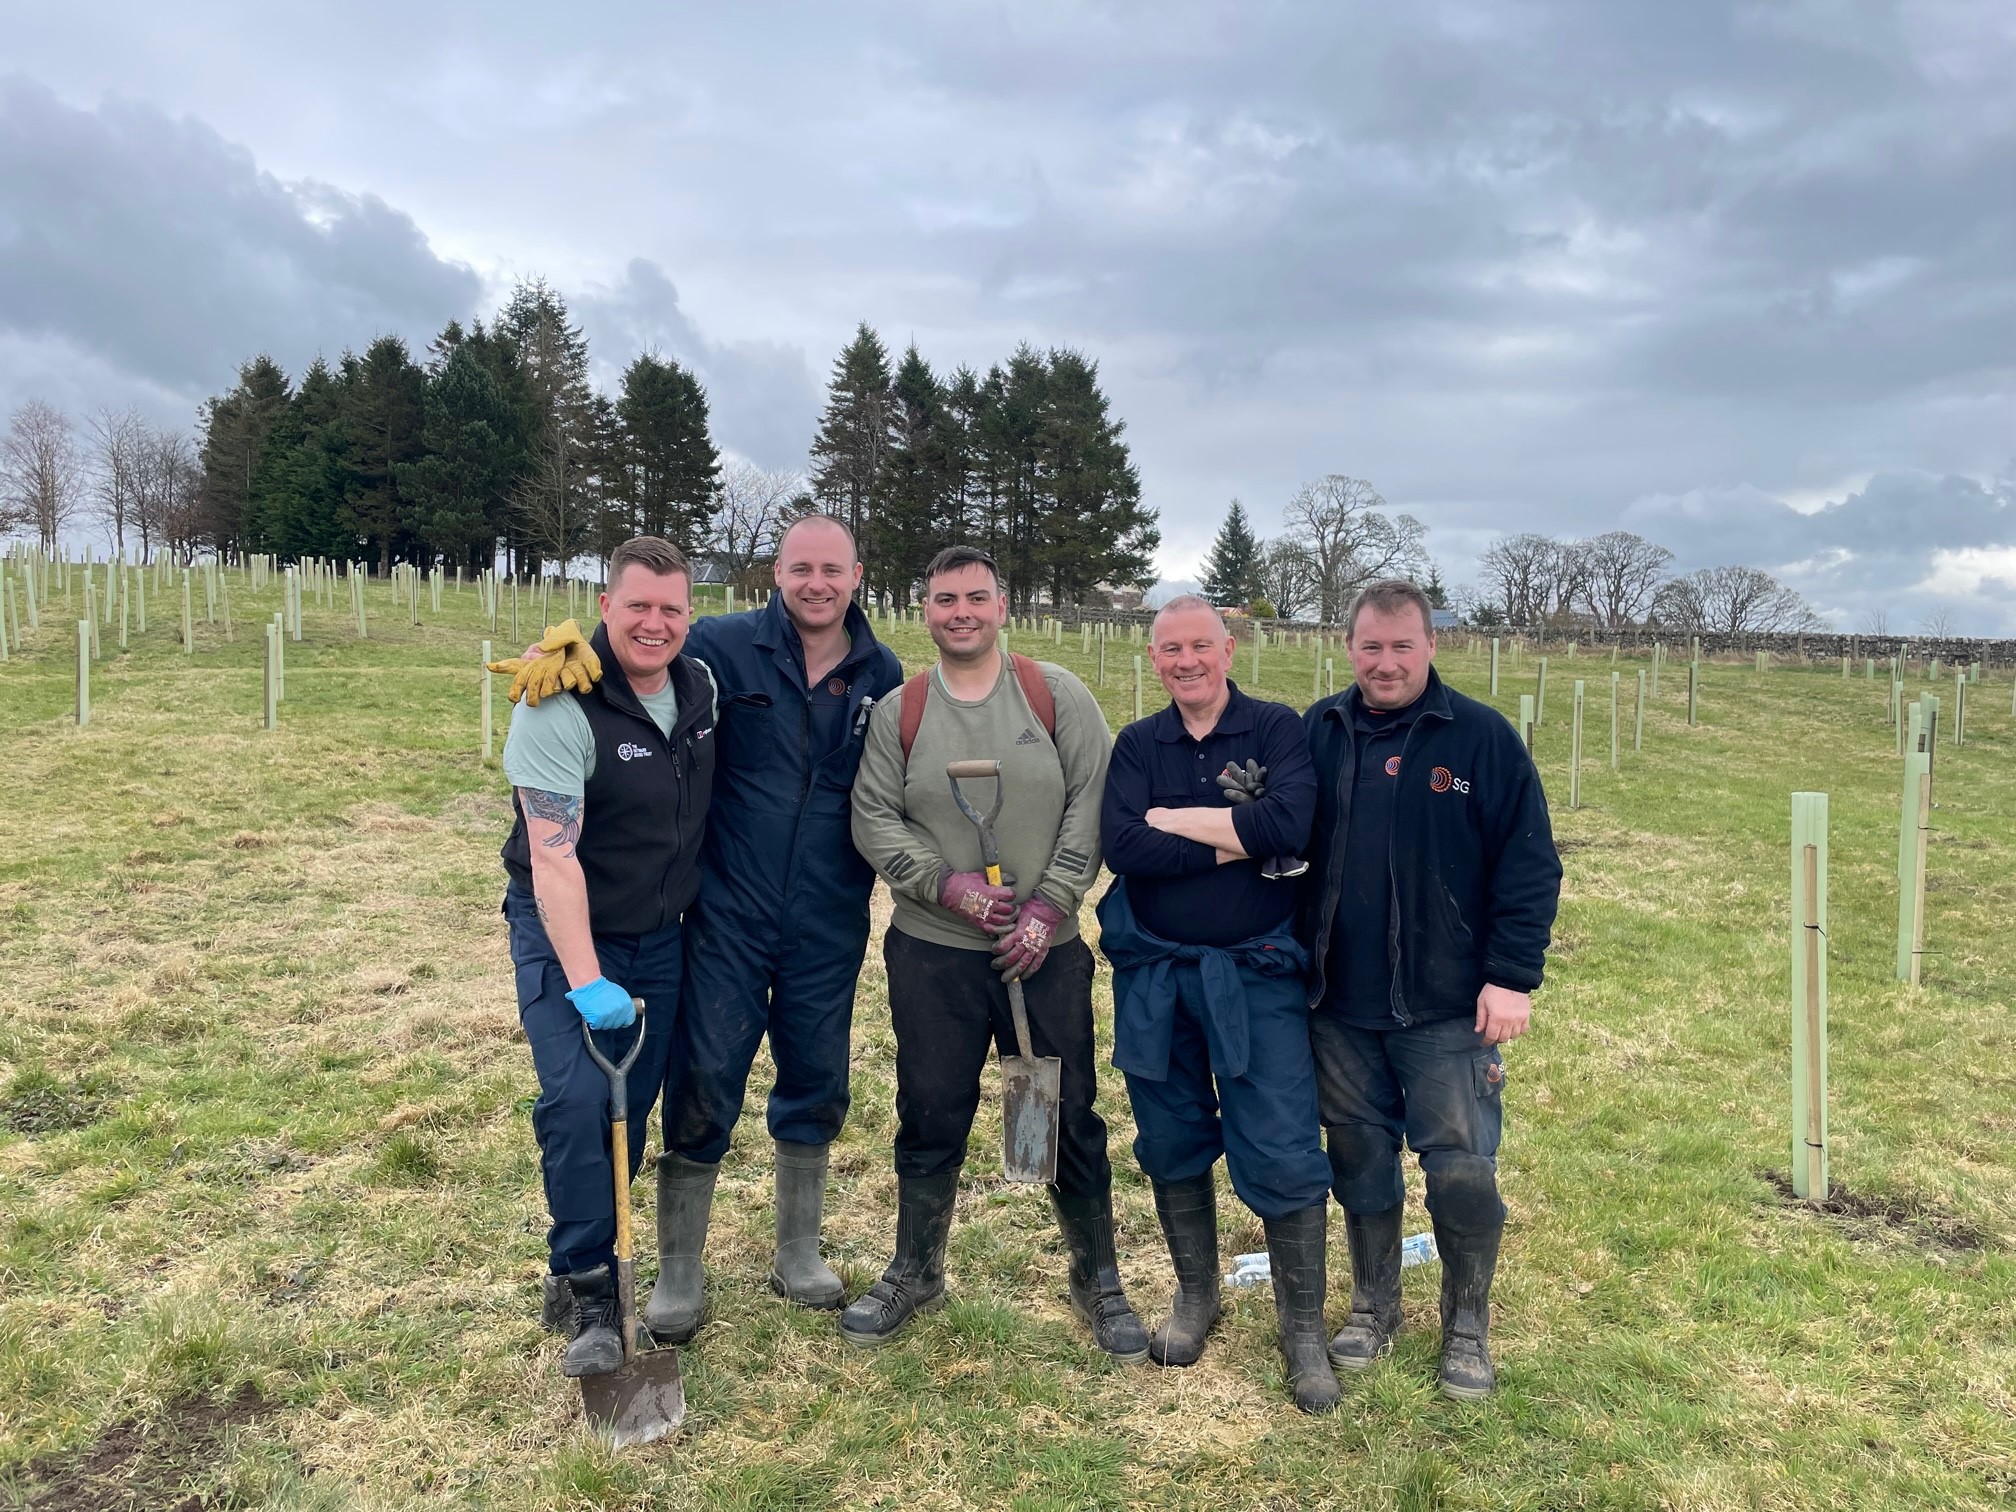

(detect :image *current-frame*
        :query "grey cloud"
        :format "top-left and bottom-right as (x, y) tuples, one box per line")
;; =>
(572, 259), (820, 472)
(0, 78), (480, 416)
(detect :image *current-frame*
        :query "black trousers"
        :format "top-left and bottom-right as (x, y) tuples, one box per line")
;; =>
(885, 928), (1112, 1199)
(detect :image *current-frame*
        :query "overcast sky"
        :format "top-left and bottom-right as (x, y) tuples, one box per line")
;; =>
(4, 1), (2012, 629)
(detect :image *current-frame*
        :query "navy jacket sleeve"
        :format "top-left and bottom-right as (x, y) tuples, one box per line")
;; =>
(1100, 723), (1215, 878)
(1227, 703), (1316, 859)
(1477, 721), (1563, 991)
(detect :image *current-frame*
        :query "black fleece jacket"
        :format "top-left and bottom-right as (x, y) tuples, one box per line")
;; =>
(1300, 666), (1561, 1025)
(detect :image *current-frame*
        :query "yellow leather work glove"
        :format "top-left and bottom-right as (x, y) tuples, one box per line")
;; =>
(487, 620), (601, 705)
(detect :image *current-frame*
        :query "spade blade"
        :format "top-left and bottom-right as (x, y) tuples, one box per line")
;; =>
(579, 1348), (685, 1450)
(1001, 1054), (1062, 1184)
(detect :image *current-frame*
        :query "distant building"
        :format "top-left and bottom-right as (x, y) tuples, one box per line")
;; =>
(1432, 608), (1461, 631)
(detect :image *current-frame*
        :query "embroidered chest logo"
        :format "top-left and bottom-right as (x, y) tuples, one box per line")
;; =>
(1430, 765), (1471, 794)
(1384, 756), (1402, 777)
(617, 742), (654, 762)
(1014, 727), (1042, 746)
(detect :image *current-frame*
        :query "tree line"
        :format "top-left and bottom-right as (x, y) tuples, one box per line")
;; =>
(2, 289), (1159, 612)
(1198, 485), (1832, 634)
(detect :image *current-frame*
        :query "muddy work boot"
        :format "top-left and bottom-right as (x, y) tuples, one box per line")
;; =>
(838, 1171), (959, 1347)
(540, 1273), (573, 1334)
(1050, 1188), (1150, 1364)
(1147, 1174), (1220, 1367)
(1328, 1204), (1404, 1372)
(560, 1265), (623, 1377)
(643, 1151), (719, 1345)
(1265, 1204), (1341, 1414)
(1436, 1221), (1502, 1400)
(771, 1140), (846, 1309)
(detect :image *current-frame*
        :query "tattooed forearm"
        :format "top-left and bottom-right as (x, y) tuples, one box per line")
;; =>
(519, 788), (583, 858)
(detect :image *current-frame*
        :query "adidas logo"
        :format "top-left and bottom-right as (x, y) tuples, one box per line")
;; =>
(1014, 728), (1042, 746)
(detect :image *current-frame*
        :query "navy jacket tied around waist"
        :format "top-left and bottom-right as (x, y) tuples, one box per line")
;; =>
(1097, 878), (1308, 1083)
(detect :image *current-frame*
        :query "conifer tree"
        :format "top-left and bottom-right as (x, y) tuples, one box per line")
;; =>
(612, 353), (720, 552)
(1200, 499), (1261, 606)
(198, 355), (291, 551)
(808, 323), (896, 558)
(875, 344), (949, 607)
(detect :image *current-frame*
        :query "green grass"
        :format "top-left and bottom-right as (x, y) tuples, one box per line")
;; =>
(1, 573), (2012, 1509)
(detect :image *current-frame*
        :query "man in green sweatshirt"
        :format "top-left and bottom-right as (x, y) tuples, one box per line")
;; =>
(843, 546), (1147, 1361)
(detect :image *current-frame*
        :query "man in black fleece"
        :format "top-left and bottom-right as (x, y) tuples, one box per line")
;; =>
(1301, 579), (1560, 1401)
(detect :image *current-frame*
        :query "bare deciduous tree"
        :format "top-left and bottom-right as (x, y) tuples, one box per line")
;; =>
(712, 461), (805, 580)
(1579, 531), (1673, 627)
(1254, 536), (1320, 622)
(1857, 606), (1891, 636)
(2, 400), (82, 550)
(1280, 475), (1428, 623)
(1651, 565), (1826, 634)
(86, 405), (147, 556)
(1475, 533), (1557, 625)
(1918, 604), (1956, 638)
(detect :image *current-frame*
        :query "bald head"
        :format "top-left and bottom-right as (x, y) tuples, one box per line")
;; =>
(1151, 593), (1230, 642)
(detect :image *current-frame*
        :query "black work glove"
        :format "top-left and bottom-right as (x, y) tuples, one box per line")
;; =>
(1216, 760), (1267, 803)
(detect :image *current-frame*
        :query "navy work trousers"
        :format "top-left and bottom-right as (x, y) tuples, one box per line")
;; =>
(1310, 1012), (1508, 1236)
(1118, 963), (1331, 1220)
(661, 900), (867, 1164)
(504, 884), (681, 1274)
(885, 929), (1113, 1199)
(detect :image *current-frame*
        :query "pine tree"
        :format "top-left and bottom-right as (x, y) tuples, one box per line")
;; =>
(612, 353), (720, 553)
(497, 278), (596, 574)
(874, 345), (949, 607)
(1031, 348), (1157, 610)
(246, 357), (350, 559)
(808, 323), (897, 559)
(197, 355), (292, 552)
(400, 345), (515, 570)
(1200, 499), (1261, 607)
(336, 335), (426, 572)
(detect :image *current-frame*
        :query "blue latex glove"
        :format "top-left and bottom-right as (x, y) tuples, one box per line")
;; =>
(566, 976), (637, 1031)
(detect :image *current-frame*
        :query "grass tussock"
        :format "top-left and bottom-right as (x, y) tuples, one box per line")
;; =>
(3, 579), (2014, 1508)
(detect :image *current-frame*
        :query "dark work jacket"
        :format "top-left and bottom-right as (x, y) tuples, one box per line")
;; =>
(501, 624), (717, 937)
(1098, 878), (1307, 1082)
(1300, 666), (1561, 1025)
(684, 594), (904, 928)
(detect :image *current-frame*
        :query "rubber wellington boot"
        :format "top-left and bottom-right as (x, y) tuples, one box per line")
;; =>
(771, 1140), (845, 1309)
(540, 1273), (572, 1334)
(642, 1151), (718, 1345)
(1328, 1204), (1404, 1371)
(839, 1171), (959, 1347)
(1436, 1220), (1502, 1400)
(560, 1265), (623, 1378)
(1147, 1174), (1220, 1367)
(1050, 1188), (1150, 1364)
(1264, 1204), (1341, 1414)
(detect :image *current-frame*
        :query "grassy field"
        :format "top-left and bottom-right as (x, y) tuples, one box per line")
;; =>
(1, 568), (2012, 1511)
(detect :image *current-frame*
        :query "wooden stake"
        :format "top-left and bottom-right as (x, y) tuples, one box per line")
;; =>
(1687, 659), (1699, 726)
(1489, 637), (1500, 696)
(1536, 657), (1549, 727)
(1634, 669), (1645, 751)
(1517, 693), (1535, 753)
(1133, 655), (1144, 721)
(263, 623), (278, 730)
(481, 640), (494, 760)
(1895, 707), (1929, 983)
(181, 571), (193, 654)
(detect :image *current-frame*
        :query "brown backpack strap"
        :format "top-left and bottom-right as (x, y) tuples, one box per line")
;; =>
(897, 669), (933, 763)
(1010, 654), (1057, 741)
(898, 655), (1056, 765)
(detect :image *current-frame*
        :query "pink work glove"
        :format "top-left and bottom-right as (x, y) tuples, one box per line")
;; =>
(937, 867), (1017, 936)
(992, 895), (1067, 982)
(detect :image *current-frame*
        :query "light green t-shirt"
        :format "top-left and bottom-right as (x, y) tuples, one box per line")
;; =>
(502, 680), (679, 798)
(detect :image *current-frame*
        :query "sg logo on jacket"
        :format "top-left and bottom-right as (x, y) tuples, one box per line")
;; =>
(1430, 766), (1471, 795)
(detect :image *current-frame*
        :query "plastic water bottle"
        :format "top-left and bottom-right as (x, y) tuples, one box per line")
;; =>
(1225, 1251), (1271, 1287)
(1400, 1231), (1438, 1268)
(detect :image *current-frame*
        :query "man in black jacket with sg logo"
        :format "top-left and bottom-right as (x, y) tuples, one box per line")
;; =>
(1301, 579), (1560, 1401)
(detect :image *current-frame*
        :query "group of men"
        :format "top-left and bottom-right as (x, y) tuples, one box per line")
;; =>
(497, 520), (1560, 1416)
